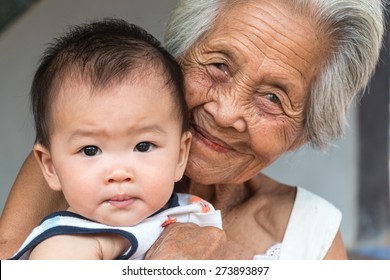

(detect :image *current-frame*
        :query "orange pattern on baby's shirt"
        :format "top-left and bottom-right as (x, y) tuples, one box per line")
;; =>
(189, 195), (211, 213)
(161, 216), (177, 227)
(161, 195), (211, 227)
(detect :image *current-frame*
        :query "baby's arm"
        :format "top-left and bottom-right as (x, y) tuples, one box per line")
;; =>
(29, 233), (130, 260)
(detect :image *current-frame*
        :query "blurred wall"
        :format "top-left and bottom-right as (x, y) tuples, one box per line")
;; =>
(0, 0), (359, 249)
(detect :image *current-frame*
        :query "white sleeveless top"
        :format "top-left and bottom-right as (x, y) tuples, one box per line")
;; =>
(253, 187), (341, 260)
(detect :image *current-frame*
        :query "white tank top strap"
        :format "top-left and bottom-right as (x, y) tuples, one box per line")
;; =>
(279, 186), (341, 259)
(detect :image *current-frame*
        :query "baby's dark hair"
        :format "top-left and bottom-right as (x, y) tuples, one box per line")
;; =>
(31, 18), (189, 148)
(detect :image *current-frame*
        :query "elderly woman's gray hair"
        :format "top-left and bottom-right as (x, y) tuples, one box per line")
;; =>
(164, 0), (385, 150)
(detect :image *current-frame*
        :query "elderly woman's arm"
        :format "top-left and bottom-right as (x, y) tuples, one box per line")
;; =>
(324, 230), (348, 259)
(146, 226), (347, 260)
(145, 222), (227, 259)
(0, 152), (68, 259)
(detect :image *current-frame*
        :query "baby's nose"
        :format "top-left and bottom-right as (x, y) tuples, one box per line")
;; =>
(105, 169), (133, 184)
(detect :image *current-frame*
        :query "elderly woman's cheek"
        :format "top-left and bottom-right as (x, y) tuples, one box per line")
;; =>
(183, 68), (212, 110)
(248, 116), (304, 160)
(276, 117), (306, 151)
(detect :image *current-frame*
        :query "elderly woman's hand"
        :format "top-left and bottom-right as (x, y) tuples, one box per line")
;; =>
(144, 222), (227, 260)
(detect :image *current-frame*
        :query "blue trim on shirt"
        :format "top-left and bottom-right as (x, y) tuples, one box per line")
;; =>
(9, 192), (180, 260)
(9, 220), (138, 260)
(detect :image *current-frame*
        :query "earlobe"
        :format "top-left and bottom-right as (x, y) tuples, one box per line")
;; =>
(174, 131), (192, 182)
(33, 144), (62, 191)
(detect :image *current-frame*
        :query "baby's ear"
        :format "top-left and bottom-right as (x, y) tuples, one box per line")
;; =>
(33, 144), (62, 191)
(174, 131), (192, 182)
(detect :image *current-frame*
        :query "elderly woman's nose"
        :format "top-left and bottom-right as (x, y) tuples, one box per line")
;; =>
(204, 98), (247, 132)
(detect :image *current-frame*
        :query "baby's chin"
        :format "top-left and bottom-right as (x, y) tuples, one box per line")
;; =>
(68, 209), (145, 227)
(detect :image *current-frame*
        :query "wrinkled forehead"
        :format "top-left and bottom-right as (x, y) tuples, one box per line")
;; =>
(203, 0), (327, 79)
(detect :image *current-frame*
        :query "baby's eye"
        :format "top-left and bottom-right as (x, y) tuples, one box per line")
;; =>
(134, 142), (154, 152)
(81, 145), (101, 156)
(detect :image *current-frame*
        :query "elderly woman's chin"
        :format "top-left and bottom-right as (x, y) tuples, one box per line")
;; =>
(185, 140), (267, 185)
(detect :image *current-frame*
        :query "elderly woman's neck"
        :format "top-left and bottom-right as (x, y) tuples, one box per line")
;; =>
(175, 177), (254, 212)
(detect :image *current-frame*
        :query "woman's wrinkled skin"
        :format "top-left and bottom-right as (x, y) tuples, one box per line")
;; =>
(181, 1), (327, 185)
(146, 1), (345, 259)
(0, 0), (347, 259)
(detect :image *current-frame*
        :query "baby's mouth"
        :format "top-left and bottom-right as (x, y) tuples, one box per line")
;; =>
(106, 195), (135, 208)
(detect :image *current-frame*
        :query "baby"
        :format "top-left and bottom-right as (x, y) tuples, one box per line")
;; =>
(10, 18), (221, 260)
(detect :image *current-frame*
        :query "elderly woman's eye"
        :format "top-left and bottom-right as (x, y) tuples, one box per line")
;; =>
(266, 93), (281, 104)
(213, 63), (228, 74)
(207, 62), (229, 82)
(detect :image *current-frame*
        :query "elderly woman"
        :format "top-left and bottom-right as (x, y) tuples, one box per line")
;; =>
(0, 0), (385, 259)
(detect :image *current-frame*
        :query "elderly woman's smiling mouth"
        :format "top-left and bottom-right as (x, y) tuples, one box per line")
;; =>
(191, 124), (233, 153)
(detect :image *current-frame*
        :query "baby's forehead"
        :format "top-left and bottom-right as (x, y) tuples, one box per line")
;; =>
(49, 76), (182, 134)
(55, 67), (169, 95)
(53, 64), (172, 95)
(48, 63), (185, 129)
(51, 69), (180, 113)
